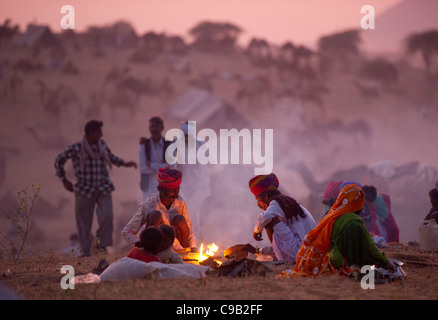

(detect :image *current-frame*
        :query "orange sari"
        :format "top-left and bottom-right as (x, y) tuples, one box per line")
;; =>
(293, 184), (365, 277)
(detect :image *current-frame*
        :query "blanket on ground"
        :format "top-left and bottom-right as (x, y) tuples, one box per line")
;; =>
(72, 257), (209, 284)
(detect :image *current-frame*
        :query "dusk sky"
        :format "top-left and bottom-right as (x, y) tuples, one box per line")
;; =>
(1, 0), (402, 47)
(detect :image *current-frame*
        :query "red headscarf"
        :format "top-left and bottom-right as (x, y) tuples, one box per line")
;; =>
(156, 167), (182, 189)
(249, 173), (279, 197)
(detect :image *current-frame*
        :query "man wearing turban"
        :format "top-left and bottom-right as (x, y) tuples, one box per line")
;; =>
(122, 167), (197, 252)
(225, 173), (316, 263)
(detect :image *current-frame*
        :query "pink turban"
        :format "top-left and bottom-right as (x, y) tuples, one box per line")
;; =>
(157, 167), (182, 189)
(249, 173), (279, 197)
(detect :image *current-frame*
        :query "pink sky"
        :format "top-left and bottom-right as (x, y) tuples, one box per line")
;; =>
(1, 0), (402, 47)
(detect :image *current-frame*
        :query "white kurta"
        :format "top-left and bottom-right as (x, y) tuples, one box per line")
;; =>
(139, 138), (168, 200)
(254, 200), (316, 263)
(121, 193), (197, 250)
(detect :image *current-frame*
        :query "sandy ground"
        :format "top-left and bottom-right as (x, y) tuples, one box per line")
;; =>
(1, 245), (438, 301)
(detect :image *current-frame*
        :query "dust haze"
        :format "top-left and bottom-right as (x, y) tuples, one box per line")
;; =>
(1, 2), (438, 256)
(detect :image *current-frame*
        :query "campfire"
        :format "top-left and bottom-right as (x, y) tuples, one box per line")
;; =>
(199, 242), (219, 262)
(182, 242), (223, 267)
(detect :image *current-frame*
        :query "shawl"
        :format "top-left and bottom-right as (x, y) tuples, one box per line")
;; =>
(292, 184), (365, 277)
(80, 136), (112, 172)
(303, 183), (365, 252)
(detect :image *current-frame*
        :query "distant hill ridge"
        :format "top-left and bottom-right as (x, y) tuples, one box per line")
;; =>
(362, 0), (438, 53)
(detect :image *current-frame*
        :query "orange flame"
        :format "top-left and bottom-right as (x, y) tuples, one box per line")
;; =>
(198, 242), (219, 262)
(199, 243), (206, 262)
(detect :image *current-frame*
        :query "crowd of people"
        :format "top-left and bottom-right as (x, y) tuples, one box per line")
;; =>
(54, 117), (436, 278)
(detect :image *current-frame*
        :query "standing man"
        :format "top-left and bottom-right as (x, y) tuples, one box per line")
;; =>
(139, 117), (171, 200)
(122, 167), (197, 252)
(54, 120), (137, 257)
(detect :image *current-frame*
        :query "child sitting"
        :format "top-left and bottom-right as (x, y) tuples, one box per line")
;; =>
(126, 227), (163, 263)
(156, 224), (184, 264)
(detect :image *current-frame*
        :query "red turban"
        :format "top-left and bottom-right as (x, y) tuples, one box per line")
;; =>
(249, 173), (279, 197)
(156, 167), (182, 189)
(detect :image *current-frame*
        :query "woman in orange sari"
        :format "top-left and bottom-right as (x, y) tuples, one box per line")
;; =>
(293, 184), (395, 277)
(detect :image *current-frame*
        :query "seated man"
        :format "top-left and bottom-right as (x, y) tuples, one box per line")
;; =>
(121, 167), (197, 252)
(227, 173), (316, 263)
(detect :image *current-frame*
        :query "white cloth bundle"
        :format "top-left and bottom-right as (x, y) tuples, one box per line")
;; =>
(72, 258), (209, 284)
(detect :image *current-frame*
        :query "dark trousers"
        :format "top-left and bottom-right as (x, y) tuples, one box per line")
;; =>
(146, 211), (190, 248)
(75, 191), (113, 255)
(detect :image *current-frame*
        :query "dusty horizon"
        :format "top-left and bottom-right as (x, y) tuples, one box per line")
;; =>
(1, 0), (403, 49)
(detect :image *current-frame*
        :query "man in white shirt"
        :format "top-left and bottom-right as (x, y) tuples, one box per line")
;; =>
(139, 117), (171, 200)
(244, 173), (316, 263)
(122, 167), (197, 252)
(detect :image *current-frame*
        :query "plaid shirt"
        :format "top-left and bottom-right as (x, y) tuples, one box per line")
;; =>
(54, 139), (126, 199)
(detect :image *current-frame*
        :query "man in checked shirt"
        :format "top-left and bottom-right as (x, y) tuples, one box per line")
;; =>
(55, 120), (137, 257)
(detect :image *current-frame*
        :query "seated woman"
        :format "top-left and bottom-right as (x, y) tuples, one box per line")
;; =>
(425, 188), (438, 224)
(360, 185), (399, 243)
(293, 183), (396, 277)
(126, 227), (163, 263)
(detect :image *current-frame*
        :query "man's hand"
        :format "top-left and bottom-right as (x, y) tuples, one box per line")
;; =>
(139, 137), (147, 144)
(62, 180), (74, 192)
(125, 161), (137, 169)
(253, 232), (263, 241)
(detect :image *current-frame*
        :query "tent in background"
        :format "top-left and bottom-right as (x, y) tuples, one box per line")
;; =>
(165, 87), (249, 131)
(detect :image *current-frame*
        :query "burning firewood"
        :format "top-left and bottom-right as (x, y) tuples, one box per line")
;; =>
(199, 256), (220, 268)
(181, 242), (223, 266)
